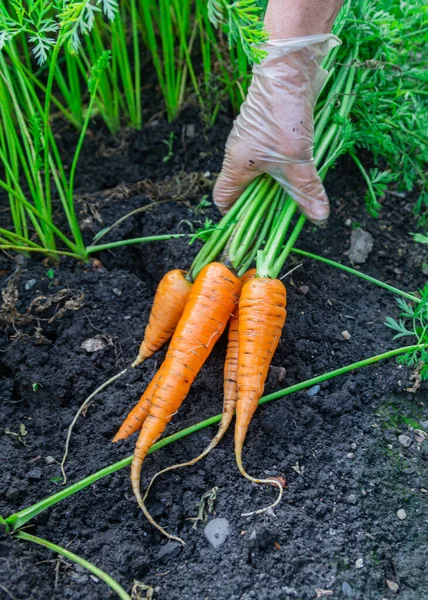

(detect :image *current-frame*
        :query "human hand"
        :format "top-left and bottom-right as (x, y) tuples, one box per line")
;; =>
(213, 34), (340, 225)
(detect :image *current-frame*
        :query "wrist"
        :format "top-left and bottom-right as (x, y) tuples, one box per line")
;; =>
(264, 0), (343, 40)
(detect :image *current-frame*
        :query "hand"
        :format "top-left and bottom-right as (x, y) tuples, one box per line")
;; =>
(213, 34), (340, 225)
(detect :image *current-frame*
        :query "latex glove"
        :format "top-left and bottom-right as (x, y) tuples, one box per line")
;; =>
(213, 34), (341, 225)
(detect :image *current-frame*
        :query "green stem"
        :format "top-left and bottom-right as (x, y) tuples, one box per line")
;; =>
(15, 532), (131, 600)
(188, 176), (268, 280)
(257, 198), (297, 278)
(236, 189), (282, 277)
(290, 248), (420, 303)
(6, 343), (423, 532)
(228, 182), (278, 267)
(86, 234), (186, 254)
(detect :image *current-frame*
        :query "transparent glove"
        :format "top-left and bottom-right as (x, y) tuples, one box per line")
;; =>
(213, 34), (341, 225)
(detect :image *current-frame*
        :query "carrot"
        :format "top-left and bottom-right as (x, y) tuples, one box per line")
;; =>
(141, 268), (256, 501)
(235, 277), (287, 514)
(112, 364), (166, 442)
(132, 269), (192, 367)
(131, 262), (241, 542)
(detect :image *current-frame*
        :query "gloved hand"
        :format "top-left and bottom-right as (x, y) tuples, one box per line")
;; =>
(213, 34), (341, 225)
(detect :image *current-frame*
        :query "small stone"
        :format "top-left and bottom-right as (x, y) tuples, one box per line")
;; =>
(112, 288), (122, 296)
(185, 124), (195, 138)
(25, 279), (37, 291)
(347, 494), (357, 505)
(355, 558), (364, 569)
(398, 434), (412, 448)
(414, 429), (427, 443)
(71, 573), (89, 584)
(268, 366), (286, 384)
(420, 420), (428, 430)
(396, 509), (407, 520)
(345, 218), (352, 226)
(15, 255), (27, 266)
(345, 228), (374, 264)
(297, 285), (309, 296)
(386, 580), (399, 593)
(342, 582), (353, 597)
(350, 443), (357, 450)
(204, 518), (230, 549)
(27, 467), (42, 480)
(156, 541), (182, 563)
(81, 337), (108, 353)
(307, 385), (321, 397)
(45, 456), (56, 465)
(346, 453), (355, 459)
(342, 330), (351, 340)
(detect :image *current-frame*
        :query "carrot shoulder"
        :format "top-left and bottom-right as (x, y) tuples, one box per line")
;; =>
(131, 262), (241, 541)
(132, 269), (192, 367)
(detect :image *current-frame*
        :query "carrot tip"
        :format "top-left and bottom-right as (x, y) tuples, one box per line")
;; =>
(131, 355), (144, 368)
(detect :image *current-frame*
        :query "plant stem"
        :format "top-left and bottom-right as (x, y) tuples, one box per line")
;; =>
(291, 248), (420, 303)
(6, 343), (424, 532)
(86, 234), (186, 254)
(15, 531), (131, 600)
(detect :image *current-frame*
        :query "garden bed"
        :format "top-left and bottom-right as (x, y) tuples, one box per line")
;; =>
(0, 109), (427, 600)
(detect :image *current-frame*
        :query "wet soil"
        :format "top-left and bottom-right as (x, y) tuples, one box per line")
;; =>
(0, 107), (427, 600)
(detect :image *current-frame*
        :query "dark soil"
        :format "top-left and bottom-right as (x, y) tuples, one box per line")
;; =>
(1, 106), (427, 600)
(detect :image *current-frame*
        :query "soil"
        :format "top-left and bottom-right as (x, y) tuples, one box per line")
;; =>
(0, 105), (427, 600)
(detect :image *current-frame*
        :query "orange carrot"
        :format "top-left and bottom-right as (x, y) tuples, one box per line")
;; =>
(132, 269), (192, 367)
(112, 364), (166, 442)
(235, 277), (287, 513)
(131, 262), (241, 542)
(140, 269), (256, 501)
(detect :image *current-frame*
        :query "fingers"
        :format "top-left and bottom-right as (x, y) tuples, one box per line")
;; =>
(213, 142), (261, 215)
(281, 162), (330, 225)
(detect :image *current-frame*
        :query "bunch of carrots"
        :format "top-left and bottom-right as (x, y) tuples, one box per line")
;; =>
(113, 181), (296, 543)
(112, 5), (374, 540)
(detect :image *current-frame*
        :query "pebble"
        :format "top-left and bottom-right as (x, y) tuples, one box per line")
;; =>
(420, 420), (428, 430)
(350, 443), (357, 450)
(156, 541), (182, 563)
(204, 518), (230, 549)
(345, 218), (352, 226)
(112, 288), (122, 296)
(414, 429), (427, 444)
(45, 456), (56, 465)
(347, 494), (357, 505)
(355, 558), (364, 569)
(346, 453), (355, 459)
(27, 467), (42, 480)
(397, 509), (407, 520)
(342, 582), (353, 597)
(386, 580), (399, 593)
(398, 434), (412, 448)
(25, 279), (37, 290)
(81, 337), (108, 353)
(345, 228), (374, 264)
(307, 385), (321, 397)
(342, 330), (351, 341)
(71, 573), (89, 584)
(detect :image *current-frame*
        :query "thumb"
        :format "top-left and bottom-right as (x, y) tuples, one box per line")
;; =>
(213, 145), (261, 215)
(281, 162), (330, 225)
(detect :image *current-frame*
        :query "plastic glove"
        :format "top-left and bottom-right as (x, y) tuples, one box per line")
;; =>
(213, 34), (341, 225)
